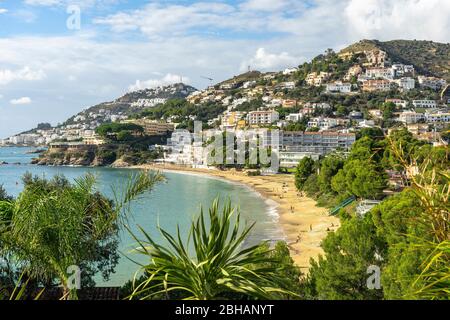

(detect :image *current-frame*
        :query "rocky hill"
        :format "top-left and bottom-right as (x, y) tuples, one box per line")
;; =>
(341, 39), (450, 81)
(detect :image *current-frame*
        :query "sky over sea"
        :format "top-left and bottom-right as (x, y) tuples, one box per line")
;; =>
(0, 0), (450, 138)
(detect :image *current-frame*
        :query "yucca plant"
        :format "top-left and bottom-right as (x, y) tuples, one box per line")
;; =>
(128, 199), (298, 300)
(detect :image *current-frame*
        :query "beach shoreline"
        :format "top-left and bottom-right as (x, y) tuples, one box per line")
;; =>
(133, 163), (340, 274)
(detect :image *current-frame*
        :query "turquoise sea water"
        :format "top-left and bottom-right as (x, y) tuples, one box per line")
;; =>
(0, 147), (284, 286)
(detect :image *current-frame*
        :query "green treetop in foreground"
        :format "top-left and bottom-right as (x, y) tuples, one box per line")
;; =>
(0, 171), (164, 300)
(302, 135), (449, 300)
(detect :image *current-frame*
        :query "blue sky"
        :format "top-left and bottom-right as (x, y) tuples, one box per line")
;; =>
(0, 0), (449, 138)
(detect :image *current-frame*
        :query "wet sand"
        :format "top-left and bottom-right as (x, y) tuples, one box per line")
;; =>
(133, 164), (340, 274)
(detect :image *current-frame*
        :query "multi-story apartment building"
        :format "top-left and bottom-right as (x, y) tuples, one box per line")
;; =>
(391, 64), (415, 77)
(123, 119), (175, 136)
(413, 100), (438, 109)
(83, 135), (106, 145)
(326, 81), (352, 94)
(363, 80), (392, 92)
(281, 131), (356, 155)
(418, 76), (447, 90)
(425, 112), (450, 123)
(247, 110), (279, 125)
(395, 77), (415, 91)
(398, 111), (425, 124)
(365, 67), (394, 80)
(304, 102), (332, 110)
(279, 151), (320, 168)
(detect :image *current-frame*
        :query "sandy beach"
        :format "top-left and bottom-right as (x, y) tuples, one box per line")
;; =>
(134, 163), (340, 274)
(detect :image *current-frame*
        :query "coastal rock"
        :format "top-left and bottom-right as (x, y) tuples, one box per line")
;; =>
(111, 158), (131, 168)
(37, 158), (48, 166)
(73, 158), (92, 166)
(91, 156), (112, 167)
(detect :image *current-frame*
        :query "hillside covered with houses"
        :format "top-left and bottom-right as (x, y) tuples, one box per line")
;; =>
(2, 39), (449, 169)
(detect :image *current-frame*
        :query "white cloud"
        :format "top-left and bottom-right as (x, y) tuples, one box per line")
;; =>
(241, 48), (303, 71)
(24, 0), (60, 6)
(93, 2), (267, 38)
(128, 73), (191, 92)
(0, 8), (8, 14)
(13, 10), (38, 23)
(10, 97), (32, 105)
(24, 0), (120, 9)
(344, 0), (450, 42)
(0, 67), (47, 85)
(240, 0), (290, 11)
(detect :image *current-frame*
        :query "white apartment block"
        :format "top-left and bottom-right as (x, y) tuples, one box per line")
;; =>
(279, 152), (320, 168)
(307, 117), (338, 131)
(391, 64), (414, 77)
(425, 112), (450, 123)
(281, 131), (356, 154)
(418, 76), (447, 90)
(326, 81), (352, 94)
(395, 77), (415, 91)
(247, 110), (279, 125)
(398, 111), (425, 124)
(286, 113), (303, 122)
(304, 102), (332, 110)
(283, 67), (299, 75)
(413, 100), (438, 109)
(365, 67), (395, 80)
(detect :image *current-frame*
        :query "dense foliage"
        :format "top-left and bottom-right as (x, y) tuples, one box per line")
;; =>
(300, 132), (449, 300)
(96, 123), (144, 141)
(0, 171), (163, 299)
(294, 129), (436, 206)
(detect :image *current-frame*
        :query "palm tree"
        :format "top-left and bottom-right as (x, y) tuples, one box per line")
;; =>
(0, 170), (164, 300)
(128, 199), (299, 300)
